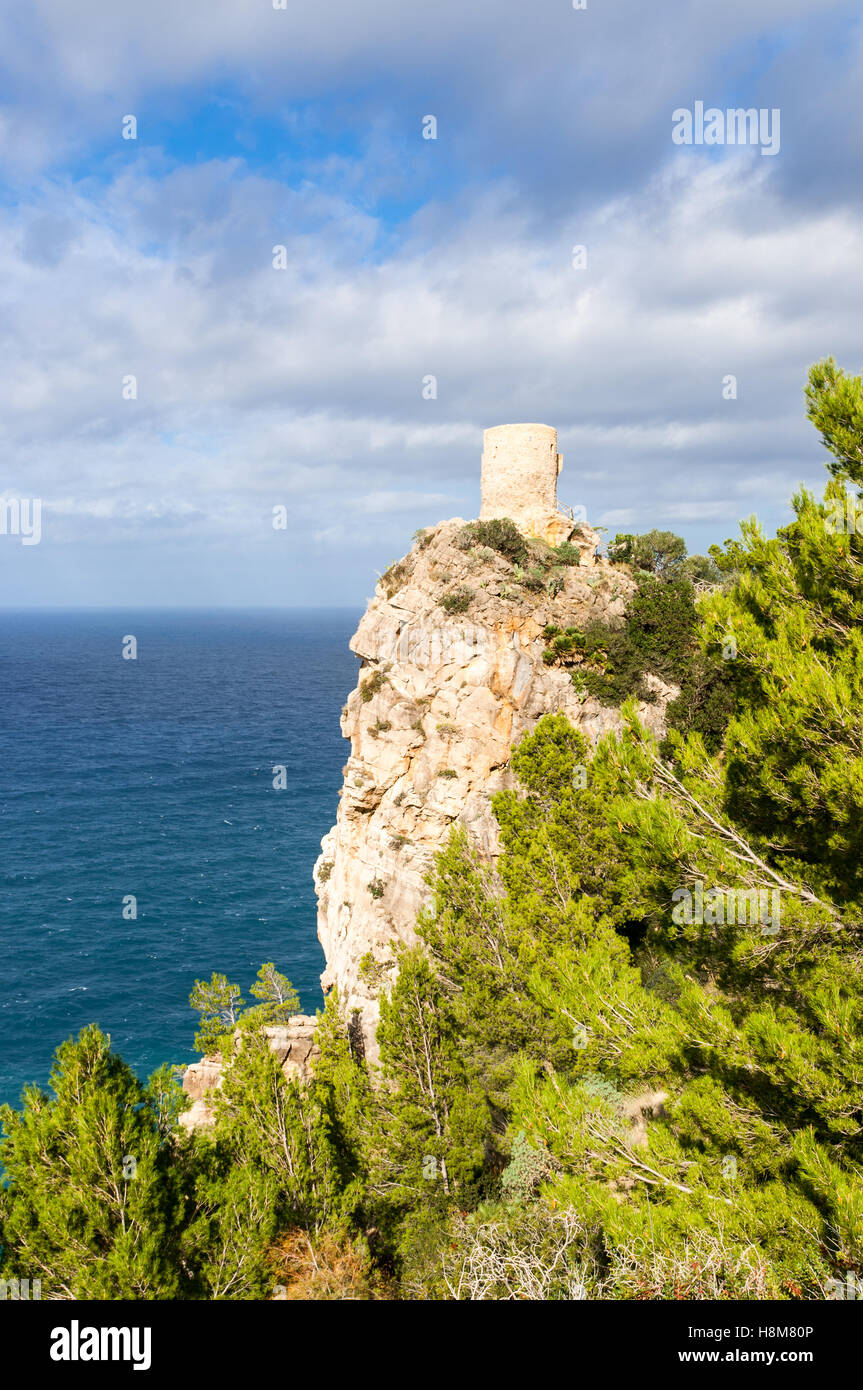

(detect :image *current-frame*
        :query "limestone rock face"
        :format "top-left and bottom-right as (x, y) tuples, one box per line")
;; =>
(315, 517), (673, 1064)
(179, 1054), (224, 1132)
(262, 1018), (320, 1080)
(179, 1014), (321, 1132)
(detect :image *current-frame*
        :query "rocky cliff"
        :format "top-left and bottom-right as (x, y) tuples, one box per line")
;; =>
(180, 1016), (320, 1130)
(314, 515), (672, 1062)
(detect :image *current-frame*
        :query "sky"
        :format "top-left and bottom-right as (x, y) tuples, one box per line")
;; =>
(1, 0), (862, 607)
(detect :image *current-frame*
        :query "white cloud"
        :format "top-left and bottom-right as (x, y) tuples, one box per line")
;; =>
(2, 130), (862, 600)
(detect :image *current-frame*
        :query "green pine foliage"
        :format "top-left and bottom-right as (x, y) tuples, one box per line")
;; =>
(0, 1027), (194, 1298)
(189, 963), (301, 1051)
(189, 972), (245, 1054)
(543, 552), (736, 749)
(245, 962), (301, 1028)
(2, 359), (862, 1300)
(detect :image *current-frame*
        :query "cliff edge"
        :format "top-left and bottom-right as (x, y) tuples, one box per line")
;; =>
(315, 429), (673, 1060)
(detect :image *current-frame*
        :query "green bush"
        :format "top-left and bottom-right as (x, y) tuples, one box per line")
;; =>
(606, 529), (687, 576)
(360, 668), (389, 702)
(461, 518), (528, 566)
(440, 588), (472, 614)
(381, 557), (411, 596)
(607, 529), (720, 585)
(541, 579), (736, 747)
(500, 1131), (555, 1203)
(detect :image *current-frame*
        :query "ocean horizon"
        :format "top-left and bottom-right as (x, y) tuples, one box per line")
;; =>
(0, 607), (361, 1111)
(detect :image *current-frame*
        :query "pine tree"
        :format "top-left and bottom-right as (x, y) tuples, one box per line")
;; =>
(371, 948), (489, 1213)
(189, 972), (245, 1053)
(696, 358), (863, 902)
(0, 1026), (194, 1299)
(249, 962), (300, 1020)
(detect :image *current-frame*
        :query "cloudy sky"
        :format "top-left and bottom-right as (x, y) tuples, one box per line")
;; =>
(1, 0), (861, 606)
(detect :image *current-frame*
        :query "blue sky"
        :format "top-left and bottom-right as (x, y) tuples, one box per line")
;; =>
(1, 0), (862, 606)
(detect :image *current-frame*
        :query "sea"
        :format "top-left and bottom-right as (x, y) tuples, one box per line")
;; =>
(0, 609), (361, 1112)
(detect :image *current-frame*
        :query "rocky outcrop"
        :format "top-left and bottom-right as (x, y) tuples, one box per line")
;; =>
(179, 1015), (321, 1131)
(264, 1017), (320, 1080)
(180, 1053), (225, 1132)
(314, 515), (673, 1064)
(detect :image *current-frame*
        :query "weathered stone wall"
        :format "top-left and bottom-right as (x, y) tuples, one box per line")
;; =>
(480, 423), (570, 544)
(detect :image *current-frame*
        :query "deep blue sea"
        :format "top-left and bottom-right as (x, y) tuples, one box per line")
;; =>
(0, 609), (360, 1112)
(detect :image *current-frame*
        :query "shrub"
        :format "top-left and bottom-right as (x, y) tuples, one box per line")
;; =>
(554, 541), (582, 566)
(542, 624), (588, 665)
(440, 588), (472, 614)
(381, 557), (411, 597)
(360, 668), (389, 702)
(462, 518), (528, 566)
(500, 1131), (556, 1203)
(367, 879), (385, 900)
(606, 529), (687, 577)
(543, 579), (694, 700)
(542, 580), (737, 748)
(359, 951), (395, 991)
(681, 552), (722, 584)
(269, 1228), (387, 1301)
(604, 529), (720, 586)
(520, 565), (546, 592)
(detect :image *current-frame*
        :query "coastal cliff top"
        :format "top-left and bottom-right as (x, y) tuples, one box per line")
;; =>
(368, 515), (634, 641)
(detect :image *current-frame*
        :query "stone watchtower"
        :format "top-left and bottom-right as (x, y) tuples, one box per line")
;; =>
(480, 423), (576, 546)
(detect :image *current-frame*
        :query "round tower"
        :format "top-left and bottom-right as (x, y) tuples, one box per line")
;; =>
(480, 422), (570, 543)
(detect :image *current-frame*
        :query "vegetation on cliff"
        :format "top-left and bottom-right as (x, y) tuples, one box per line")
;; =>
(2, 359), (861, 1299)
(543, 531), (736, 751)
